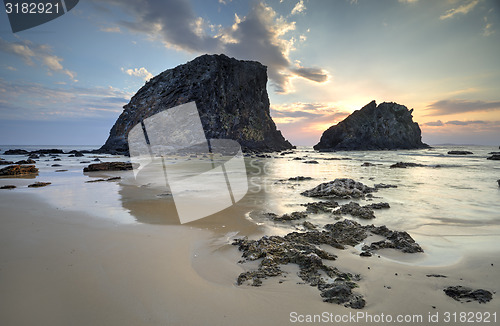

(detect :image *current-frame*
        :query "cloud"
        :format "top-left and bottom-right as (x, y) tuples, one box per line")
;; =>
(483, 16), (494, 36)
(91, 0), (327, 94)
(100, 26), (121, 33)
(424, 120), (444, 126)
(121, 67), (153, 81)
(0, 37), (76, 81)
(291, 1), (306, 15)
(291, 65), (328, 83)
(424, 120), (487, 126)
(426, 99), (500, 115)
(398, 0), (418, 3)
(445, 120), (487, 125)
(0, 78), (131, 120)
(440, 0), (478, 20)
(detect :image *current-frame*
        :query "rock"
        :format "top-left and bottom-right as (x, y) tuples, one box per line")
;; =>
(497, 179), (500, 187)
(280, 151), (294, 155)
(301, 201), (339, 214)
(360, 251), (372, 257)
(301, 178), (375, 199)
(303, 221), (317, 230)
(0, 185), (16, 189)
(292, 157), (303, 160)
(390, 162), (426, 168)
(287, 176), (312, 182)
(444, 286), (493, 303)
(53, 158), (61, 161)
(28, 182), (51, 188)
(0, 160), (14, 165)
(426, 274), (447, 278)
(489, 152), (500, 155)
(83, 162), (133, 172)
(51, 164), (62, 167)
(365, 202), (390, 209)
(93, 158), (101, 162)
(363, 225), (423, 253)
(31, 149), (64, 155)
(314, 101), (429, 151)
(100, 54), (293, 154)
(3, 149), (29, 155)
(487, 154), (500, 160)
(86, 176), (122, 183)
(374, 183), (397, 189)
(335, 202), (376, 219)
(55, 170), (68, 172)
(361, 162), (375, 167)
(28, 154), (39, 159)
(255, 154), (272, 158)
(67, 150), (84, 157)
(302, 160), (319, 164)
(448, 151), (473, 155)
(0, 165), (38, 176)
(270, 211), (308, 222)
(319, 280), (366, 309)
(15, 159), (36, 165)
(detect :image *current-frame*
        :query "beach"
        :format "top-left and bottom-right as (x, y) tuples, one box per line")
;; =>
(0, 146), (499, 325)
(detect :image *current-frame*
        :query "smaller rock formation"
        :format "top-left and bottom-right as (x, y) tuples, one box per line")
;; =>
(444, 286), (493, 303)
(448, 151), (473, 155)
(301, 178), (374, 199)
(28, 182), (51, 188)
(390, 162), (426, 168)
(487, 154), (500, 160)
(0, 185), (16, 189)
(0, 165), (38, 176)
(83, 162), (133, 172)
(314, 101), (429, 151)
(334, 202), (376, 219)
(3, 149), (29, 155)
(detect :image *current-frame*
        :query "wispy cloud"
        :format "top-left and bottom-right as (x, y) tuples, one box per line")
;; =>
(100, 26), (121, 33)
(398, 0), (418, 3)
(0, 78), (131, 120)
(90, 0), (327, 94)
(291, 0), (306, 15)
(0, 37), (77, 81)
(121, 67), (153, 81)
(483, 15), (494, 36)
(440, 0), (478, 20)
(424, 119), (488, 126)
(426, 99), (500, 115)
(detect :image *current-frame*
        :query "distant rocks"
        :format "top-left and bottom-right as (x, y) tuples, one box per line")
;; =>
(444, 286), (493, 304)
(266, 211), (308, 222)
(361, 162), (375, 167)
(301, 178), (375, 199)
(100, 54), (293, 154)
(314, 101), (429, 151)
(0, 185), (16, 189)
(0, 165), (38, 176)
(86, 176), (121, 183)
(487, 154), (500, 160)
(448, 151), (473, 155)
(374, 183), (397, 189)
(83, 162), (133, 172)
(287, 176), (312, 182)
(390, 162), (426, 168)
(302, 160), (319, 164)
(301, 201), (339, 214)
(28, 182), (51, 188)
(365, 202), (390, 209)
(3, 149), (29, 155)
(497, 179), (500, 187)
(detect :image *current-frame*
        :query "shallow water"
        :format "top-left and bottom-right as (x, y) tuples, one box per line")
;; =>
(1, 144), (499, 266)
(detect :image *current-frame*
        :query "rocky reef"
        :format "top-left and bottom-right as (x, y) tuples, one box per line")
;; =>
(314, 101), (429, 151)
(100, 54), (293, 154)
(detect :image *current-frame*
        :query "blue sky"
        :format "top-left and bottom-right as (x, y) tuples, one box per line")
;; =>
(0, 0), (499, 146)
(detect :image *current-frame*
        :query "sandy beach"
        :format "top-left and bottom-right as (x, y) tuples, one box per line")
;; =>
(1, 161), (499, 326)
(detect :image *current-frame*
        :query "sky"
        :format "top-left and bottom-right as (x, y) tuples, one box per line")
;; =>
(0, 0), (499, 146)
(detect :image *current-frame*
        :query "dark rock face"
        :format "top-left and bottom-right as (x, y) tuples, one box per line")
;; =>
(314, 101), (429, 151)
(100, 54), (292, 154)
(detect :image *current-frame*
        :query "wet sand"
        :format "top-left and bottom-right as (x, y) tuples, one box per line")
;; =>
(1, 187), (499, 326)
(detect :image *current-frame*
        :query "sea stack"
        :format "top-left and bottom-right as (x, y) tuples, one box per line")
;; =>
(314, 101), (429, 151)
(100, 54), (293, 154)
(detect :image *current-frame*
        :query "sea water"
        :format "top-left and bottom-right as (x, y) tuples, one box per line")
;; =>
(1, 144), (499, 266)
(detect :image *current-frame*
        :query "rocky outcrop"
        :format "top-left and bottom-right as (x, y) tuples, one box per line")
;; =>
(444, 286), (493, 303)
(448, 151), (473, 155)
(301, 178), (375, 199)
(83, 162), (133, 172)
(487, 154), (500, 160)
(100, 54), (292, 154)
(0, 165), (38, 176)
(314, 101), (429, 151)
(390, 162), (426, 168)
(28, 182), (51, 188)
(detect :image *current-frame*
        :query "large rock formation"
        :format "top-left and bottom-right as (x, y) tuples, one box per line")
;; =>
(100, 54), (292, 154)
(314, 101), (428, 151)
